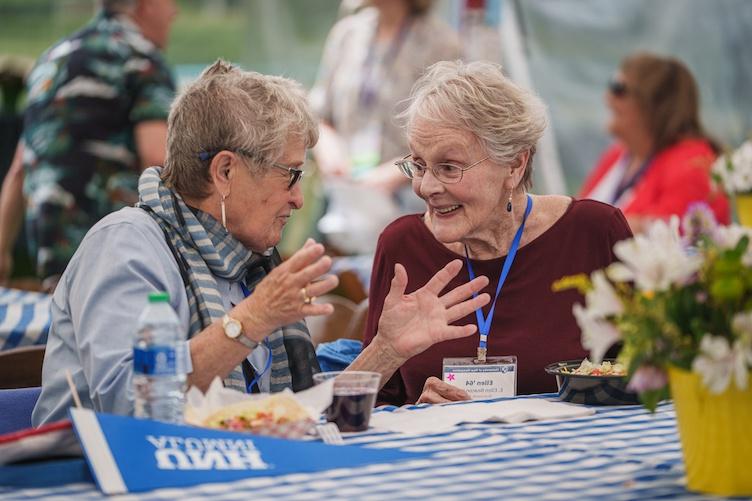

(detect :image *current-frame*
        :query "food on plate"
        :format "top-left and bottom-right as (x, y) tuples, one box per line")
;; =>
(562, 359), (626, 376)
(203, 393), (311, 432)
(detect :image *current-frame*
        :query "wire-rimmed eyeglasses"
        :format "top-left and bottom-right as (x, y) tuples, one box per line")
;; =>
(198, 148), (304, 190)
(395, 154), (490, 184)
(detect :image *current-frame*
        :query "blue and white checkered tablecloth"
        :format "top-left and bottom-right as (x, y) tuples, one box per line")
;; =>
(0, 287), (51, 350)
(0, 395), (722, 500)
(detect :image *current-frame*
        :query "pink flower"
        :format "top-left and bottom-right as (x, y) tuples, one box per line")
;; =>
(627, 365), (668, 393)
(681, 202), (717, 245)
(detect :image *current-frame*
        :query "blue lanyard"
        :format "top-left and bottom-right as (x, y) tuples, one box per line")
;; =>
(465, 194), (533, 353)
(238, 281), (272, 393)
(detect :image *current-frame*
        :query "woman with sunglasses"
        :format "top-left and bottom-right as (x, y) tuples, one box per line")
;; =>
(32, 60), (492, 425)
(362, 60), (633, 405)
(579, 52), (730, 232)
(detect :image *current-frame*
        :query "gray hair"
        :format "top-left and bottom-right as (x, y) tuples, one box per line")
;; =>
(99, 0), (136, 14)
(401, 60), (547, 190)
(163, 59), (319, 199)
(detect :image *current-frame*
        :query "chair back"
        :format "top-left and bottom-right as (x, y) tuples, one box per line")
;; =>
(346, 298), (369, 342)
(306, 295), (358, 347)
(0, 345), (45, 389)
(0, 386), (42, 434)
(336, 270), (367, 304)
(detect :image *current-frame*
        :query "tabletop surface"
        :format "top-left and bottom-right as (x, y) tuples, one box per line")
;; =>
(0, 394), (718, 500)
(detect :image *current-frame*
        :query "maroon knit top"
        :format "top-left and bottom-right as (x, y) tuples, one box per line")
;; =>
(363, 199), (632, 405)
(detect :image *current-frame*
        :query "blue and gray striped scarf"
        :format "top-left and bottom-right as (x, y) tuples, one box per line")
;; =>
(137, 167), (319, 393)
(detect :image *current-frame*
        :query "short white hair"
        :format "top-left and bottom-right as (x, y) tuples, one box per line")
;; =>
(163, 60), (318, 199)
(402, 60), (547, 189)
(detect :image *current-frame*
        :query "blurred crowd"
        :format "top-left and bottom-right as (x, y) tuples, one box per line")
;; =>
(0, 0), (735, 291)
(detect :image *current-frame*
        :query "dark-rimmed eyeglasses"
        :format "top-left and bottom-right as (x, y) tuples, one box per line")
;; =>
(395, 154), (489, 184)
(267, 162), (304, 190)
(198, 148), (304, 190)
(608, 78), (628, 97)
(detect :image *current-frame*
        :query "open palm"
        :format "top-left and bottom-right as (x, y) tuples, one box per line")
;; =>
(377, 260), (490, 360)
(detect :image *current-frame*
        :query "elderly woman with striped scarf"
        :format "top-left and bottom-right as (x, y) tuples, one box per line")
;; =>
(32, 60), (490, 425)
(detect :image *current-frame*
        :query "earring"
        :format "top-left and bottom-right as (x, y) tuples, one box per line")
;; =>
(220, 194), (228, 229)
(506, 171), (514, 212)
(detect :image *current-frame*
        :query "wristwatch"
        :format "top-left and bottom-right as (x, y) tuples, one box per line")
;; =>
(222, 314), (258, 351)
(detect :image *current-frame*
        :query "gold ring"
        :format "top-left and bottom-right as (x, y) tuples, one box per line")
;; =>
(301, 287), (313, 304)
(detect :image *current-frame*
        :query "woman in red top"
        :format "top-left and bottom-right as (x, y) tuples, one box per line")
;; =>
(579, 52), (729, 232)
(363, 61), (633, 405)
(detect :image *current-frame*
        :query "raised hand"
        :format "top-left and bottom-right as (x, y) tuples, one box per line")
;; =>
(235, 239), (338, 339)
(375, 259), (490, 361)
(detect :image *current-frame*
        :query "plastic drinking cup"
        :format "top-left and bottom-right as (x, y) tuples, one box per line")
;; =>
(313, 371), (380, 432)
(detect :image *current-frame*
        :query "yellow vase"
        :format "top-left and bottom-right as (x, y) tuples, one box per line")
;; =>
(669, 366), (752, 496)
(734, 193), (752, 227)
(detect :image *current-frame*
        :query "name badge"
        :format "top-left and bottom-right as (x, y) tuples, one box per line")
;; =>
(442, 356), (517, 399)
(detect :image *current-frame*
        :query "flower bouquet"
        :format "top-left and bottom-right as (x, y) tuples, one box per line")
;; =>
(712, 139), (752, 225)
(558, 205), (752, 495)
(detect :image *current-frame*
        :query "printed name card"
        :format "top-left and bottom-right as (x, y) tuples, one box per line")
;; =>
(442, 356), (517, 398)
(69, 408), (424, 494)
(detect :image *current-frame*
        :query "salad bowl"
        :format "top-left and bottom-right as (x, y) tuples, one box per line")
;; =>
(545, 359), (640, 405)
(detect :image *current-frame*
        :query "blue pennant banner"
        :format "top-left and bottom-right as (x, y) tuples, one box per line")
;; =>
(69, 408), (425, 494)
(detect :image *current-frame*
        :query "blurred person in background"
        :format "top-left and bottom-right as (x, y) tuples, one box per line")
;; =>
(363, 61), (633, 405)
(0, 0), (177, 290)
(309, 0), (460, 255)
(579, 52), (729, 233)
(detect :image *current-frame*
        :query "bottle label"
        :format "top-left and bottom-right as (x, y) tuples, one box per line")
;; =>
(134, 346), (178, 376)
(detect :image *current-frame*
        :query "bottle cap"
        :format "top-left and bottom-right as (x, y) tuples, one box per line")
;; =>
(148, 291), (170, 303)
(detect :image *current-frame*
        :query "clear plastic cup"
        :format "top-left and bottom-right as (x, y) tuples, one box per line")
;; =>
(313, 371), (381, 432)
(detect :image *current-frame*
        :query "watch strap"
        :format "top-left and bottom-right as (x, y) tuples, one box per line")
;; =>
(234, 331), (258, 351)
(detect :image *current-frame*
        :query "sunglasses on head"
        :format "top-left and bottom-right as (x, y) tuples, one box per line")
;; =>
(608, 79), (628, 97)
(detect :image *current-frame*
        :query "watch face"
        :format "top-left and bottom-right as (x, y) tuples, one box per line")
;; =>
(225, 319), (242, 338)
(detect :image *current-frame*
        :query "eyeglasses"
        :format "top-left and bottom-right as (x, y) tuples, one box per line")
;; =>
(267, 162), (304, 190)
(608, 78), (628, 97)
(198, 148), (304, 190)
(395, 154), (489, 184)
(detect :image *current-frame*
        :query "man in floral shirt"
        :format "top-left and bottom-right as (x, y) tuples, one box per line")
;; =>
(0, 0), (177, 287)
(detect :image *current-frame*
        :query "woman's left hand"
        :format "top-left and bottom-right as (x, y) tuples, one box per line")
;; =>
(374, 259), (490, 362)
(235, 239), (339, 339)
(417, 376), (471, 404)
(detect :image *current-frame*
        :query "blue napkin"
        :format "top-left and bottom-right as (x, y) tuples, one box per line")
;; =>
(316, 339), (362, 372)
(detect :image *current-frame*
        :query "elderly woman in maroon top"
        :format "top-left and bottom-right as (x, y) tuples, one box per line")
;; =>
(363, 60), (633, 405)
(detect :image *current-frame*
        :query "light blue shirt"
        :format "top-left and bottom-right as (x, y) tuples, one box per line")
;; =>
(32, 206), (271, 426)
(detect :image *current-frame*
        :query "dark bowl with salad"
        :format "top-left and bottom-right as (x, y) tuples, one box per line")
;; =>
(544, 359), (640, 405)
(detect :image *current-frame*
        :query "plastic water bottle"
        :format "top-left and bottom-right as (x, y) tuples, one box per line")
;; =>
(133, 291), (186, 423)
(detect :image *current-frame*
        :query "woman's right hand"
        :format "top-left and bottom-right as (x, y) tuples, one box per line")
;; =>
(233, 239), (338, 340)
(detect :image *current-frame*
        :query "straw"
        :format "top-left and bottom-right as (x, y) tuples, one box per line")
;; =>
(65, 369), (83, 409)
